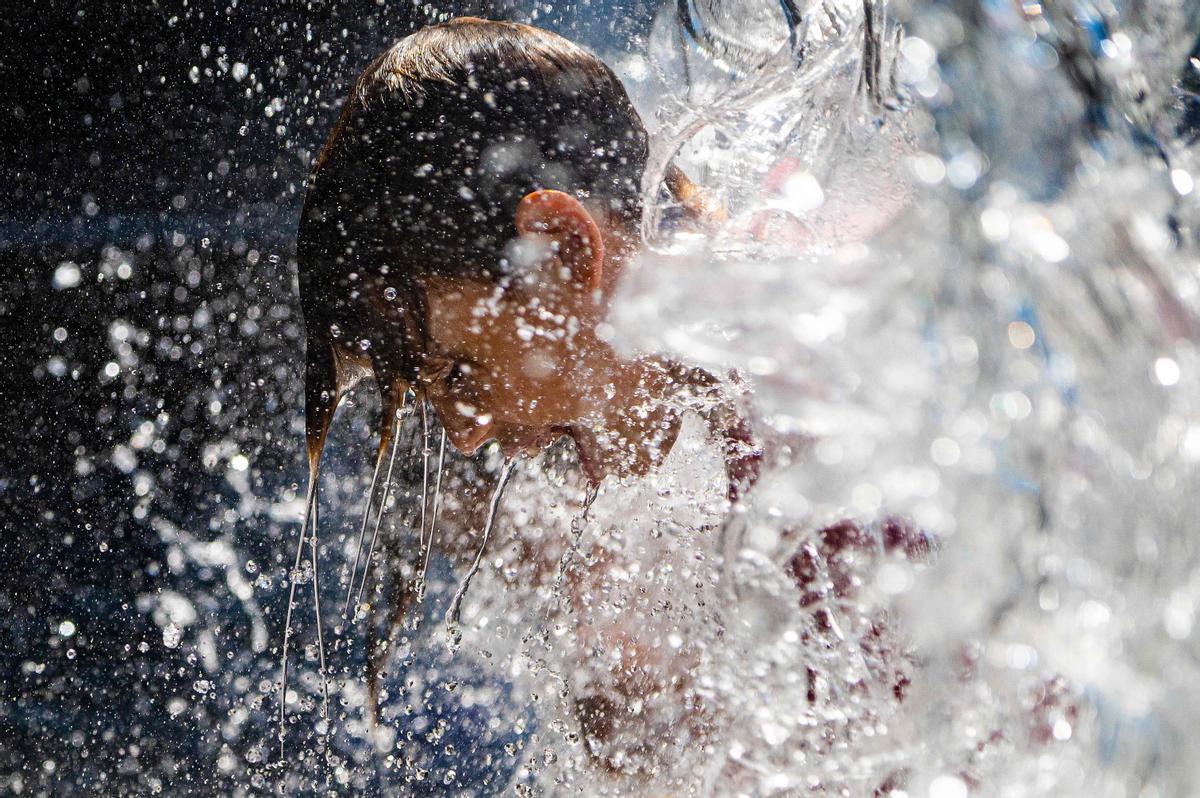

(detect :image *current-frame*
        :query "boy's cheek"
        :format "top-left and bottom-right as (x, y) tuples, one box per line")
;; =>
(468, 349), (583, 421)
(477, 379), (578, 427)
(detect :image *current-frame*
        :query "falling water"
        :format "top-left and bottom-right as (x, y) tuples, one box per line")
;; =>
(277, 468), (328, 759)
(415, 428), (448, 604)
(351, 399), (412, 616)
(444, 457), (518, 646)
(343, 399), (408, 622)
(608, 0), (1200, 795)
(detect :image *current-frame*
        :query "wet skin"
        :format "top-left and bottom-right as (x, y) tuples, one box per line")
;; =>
(417, 190), (681, 481)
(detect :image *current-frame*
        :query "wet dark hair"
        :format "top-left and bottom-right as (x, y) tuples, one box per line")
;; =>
(298, 17), (650, 384)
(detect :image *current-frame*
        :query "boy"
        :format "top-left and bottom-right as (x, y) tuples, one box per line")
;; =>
(292, 16), (759, 790)
(297, 16), (742, 488)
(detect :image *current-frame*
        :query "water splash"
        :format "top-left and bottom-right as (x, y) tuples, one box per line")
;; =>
(606, 0), (1200, 794)
(43, 1), (1197, 793)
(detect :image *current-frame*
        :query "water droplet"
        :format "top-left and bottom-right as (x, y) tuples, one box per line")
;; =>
(52, 262), (82, 290)
(445, 624), (462, 651)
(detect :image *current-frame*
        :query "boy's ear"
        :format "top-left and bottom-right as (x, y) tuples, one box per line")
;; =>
(514, 190), (605, 293)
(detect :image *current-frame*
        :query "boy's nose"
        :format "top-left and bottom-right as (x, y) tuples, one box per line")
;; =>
(443, 413), (493, 456)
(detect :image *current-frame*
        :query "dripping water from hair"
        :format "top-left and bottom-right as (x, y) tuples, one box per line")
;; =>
(546, 480), (601, 622)
(308, 496), (330, 730)
(342, 402), (405, 624)
(416, 427), (447, 605)
(418, 400), (431, 561)
(524, 479), (601, 667)
(445, 457), (518, 649)
(353, 396), (411, 615)
(277, 465), (330, 759)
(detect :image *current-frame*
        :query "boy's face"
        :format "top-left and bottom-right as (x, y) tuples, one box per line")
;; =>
(418, 202), (637, 457)
(420, 276), (605, 456)
(414, 181), (718, 466)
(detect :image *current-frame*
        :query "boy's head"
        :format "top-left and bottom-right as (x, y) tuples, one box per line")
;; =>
(300, 18), (701, 467)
